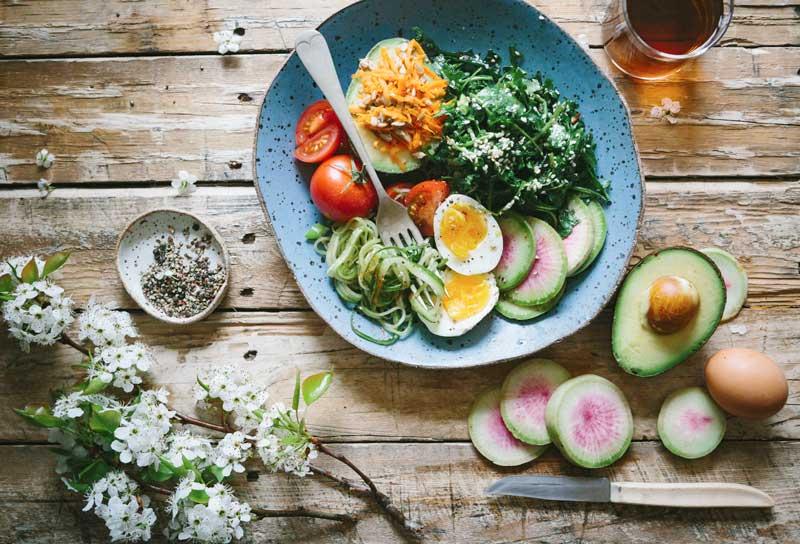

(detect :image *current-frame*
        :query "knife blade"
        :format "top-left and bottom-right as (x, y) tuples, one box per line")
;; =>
(486, 476), (774, 508)
(486, 476), (611, 502)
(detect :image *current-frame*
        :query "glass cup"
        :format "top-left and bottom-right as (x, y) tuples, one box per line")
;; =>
(602, 0), (734, 80)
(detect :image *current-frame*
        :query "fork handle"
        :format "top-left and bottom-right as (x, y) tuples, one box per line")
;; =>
(294, 30), (388, 200)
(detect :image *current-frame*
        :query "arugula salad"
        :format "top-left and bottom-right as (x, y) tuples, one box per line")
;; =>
(294, 32), (610, 344)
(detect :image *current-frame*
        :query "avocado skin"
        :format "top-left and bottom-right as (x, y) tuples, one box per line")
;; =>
(612, 247), (726, 377)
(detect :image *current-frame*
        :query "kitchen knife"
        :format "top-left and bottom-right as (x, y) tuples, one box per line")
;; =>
(485, 476), (773, 508)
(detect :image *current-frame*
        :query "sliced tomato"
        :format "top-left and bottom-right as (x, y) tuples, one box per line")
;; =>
(404, 180), (450, 237)
(294, 124), (343, 163)
(295, 100), (340, 145)
(386, 182), (413, 203)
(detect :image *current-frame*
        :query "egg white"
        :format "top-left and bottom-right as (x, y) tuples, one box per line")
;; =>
(433, 194), (503, 275)
(421, 270), (500, 337)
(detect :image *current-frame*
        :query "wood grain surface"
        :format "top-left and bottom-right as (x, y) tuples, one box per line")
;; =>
(0, 0), (798, 542)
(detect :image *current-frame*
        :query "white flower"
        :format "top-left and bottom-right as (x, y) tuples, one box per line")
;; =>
(111, 389), (174, 467)
(91, 343), (154, 393)
(649, 105), (664, 119)
(213, 431), (252, 477)
(53, 391), (88, 419)
(661, 97), (681, 114)
(78, 300), (138, 348)
(167, 482), (252, 543)
(651, 98), (681, 124)
(213, 30), (242, 55)
(95, 495), (157, 542)
(164, 430), (215, 469)
(83, 471), (139, 512)
(35, 148), (55, 168)
(253, 403), (315, 477)
(37, 178), (53, 197)
(171, 170), (198, 196)
(1, 279), (74, 352)
(195, 366), (269, 432)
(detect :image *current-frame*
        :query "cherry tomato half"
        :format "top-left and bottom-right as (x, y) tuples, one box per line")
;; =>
(294, 124), (343, 163)
(295, 100), (340, 145)
(310, 155), (378, 222)
(386, 182), (413, 203)
(404, 180), (450, 237)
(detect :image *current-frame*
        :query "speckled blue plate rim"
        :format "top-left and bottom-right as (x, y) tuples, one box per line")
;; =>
(252, 0), (645, 369)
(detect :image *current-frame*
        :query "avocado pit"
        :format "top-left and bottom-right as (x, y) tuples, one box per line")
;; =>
(645, 275), (699, 334)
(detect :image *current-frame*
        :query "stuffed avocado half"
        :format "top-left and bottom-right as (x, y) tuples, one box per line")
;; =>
(612, 247), (726, 377)
(346, 38), (446, 174)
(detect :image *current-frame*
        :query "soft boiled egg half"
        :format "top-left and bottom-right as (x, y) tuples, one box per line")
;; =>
(421, 269), (499, 337)
(433, 194), (503, 275)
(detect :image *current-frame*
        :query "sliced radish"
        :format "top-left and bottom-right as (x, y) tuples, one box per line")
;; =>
(574, 201), (607, 275)
(468, 387), (547, 466)
(506, 218), (567, 307)
(500, 359), (571, 445)
(494, 212), (536, 291)
(658, 386), (726, 459)
(562, 196), (595, 277)
(495, 286), (564, 321)
(701, 248), (747, 322)
(545, 375), (633, 468)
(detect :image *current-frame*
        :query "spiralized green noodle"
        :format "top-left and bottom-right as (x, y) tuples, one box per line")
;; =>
(311, 217), (445, 345)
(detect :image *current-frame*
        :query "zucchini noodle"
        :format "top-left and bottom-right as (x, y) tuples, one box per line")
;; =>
(310, 218), (445, 345)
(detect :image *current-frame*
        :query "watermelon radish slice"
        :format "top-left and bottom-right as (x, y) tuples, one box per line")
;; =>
(562, 196), (595, 277)
(506, 218), (567, 307)
(495, 286), (564, 321)
(500, 359), (571, 445)
(657, 386), (726, 459)
(701, 248), (748, 322)
(468, 387), (547, 466)
(574, 201), (607, 275)
(545, 375), (633, 468)
(494, 212), (536, 291)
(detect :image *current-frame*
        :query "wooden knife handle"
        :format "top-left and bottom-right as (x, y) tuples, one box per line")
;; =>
(610, 482), (774, 508)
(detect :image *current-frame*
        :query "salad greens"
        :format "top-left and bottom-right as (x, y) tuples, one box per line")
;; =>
(416, 30), (609, 234)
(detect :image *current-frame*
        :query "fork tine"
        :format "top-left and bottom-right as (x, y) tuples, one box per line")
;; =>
(408, 227), (424, 245)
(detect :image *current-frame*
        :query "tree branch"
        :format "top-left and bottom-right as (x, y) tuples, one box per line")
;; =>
(313, 440), (422, 540)
(173, 411), (229, 434)
(312, 464), (370, 495)
(251, 507), (355, 523)
(59, 333), (89, 356)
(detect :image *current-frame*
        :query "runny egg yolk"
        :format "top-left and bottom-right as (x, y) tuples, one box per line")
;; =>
(442, 272), (492, 321)
(440, 202), (487, 260)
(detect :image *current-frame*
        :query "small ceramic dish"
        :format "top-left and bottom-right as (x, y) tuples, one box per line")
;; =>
(116, 209), (230, 325)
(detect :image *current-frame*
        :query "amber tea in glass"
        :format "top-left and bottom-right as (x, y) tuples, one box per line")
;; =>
(602, 0), (734, 80)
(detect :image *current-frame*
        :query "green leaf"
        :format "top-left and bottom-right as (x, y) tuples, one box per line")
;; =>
(208, 465), (226, 483)
(142, 462), (175, 483)
(14, 406), (63, 428)
(20, 258), (39, 283)
(302, 371), (333, 406)
(292, 369), (301, 412)
(43, 251), (70, 277)
(188, 488), (210, 505)
(88, 406), (121, 434)
(64, 479), (91, 493)
(81, 378), (109, 395)
(196, 376), (210, 392)
(0, 274), (13, 294)
(305, 223), (329, 241)
(78, 458), (111, 484)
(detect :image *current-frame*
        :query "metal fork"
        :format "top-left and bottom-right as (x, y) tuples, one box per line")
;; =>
(294, 30), (424, 248)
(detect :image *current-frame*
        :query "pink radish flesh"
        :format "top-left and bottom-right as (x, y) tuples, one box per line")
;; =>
(569, 393), (623, 454)
(563, 218), (591, 272)
(681, 409), (714, 432)
(514, 233), (558, 294)
(509, 379), (552, 426)
(657, 386), (726, 459)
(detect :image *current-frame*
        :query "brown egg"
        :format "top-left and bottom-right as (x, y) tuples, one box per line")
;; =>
(705, 349), (788, 420)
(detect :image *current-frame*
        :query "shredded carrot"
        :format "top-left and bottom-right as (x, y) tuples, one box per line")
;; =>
(349, 39), (447, 166)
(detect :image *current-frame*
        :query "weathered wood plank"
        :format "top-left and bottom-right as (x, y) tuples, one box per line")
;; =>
(1, 305), (797, 443)
(0, 181), (797, 311)
(1, 49), (798, 183)
(2, 442), (799, 543)
(0, 0), (796, 57)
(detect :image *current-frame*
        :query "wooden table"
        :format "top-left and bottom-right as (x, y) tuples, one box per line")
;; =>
(1, 1), (798, 542)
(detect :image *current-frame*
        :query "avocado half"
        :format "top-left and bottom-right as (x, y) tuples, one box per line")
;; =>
(612, 247), (726, 377)
(345, 37), (422, 174)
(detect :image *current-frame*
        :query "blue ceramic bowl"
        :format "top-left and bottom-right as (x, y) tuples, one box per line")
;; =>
(254, 0), (643, 369)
